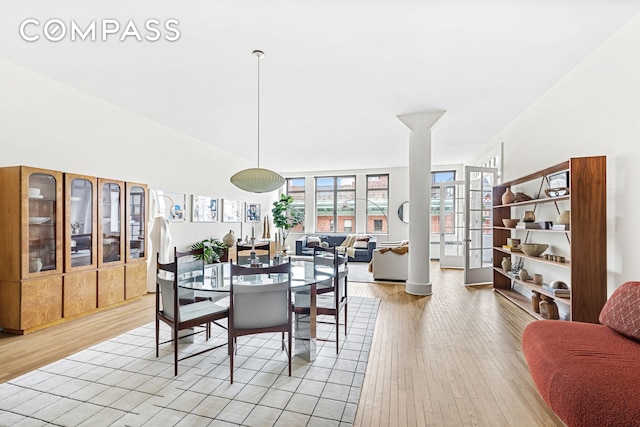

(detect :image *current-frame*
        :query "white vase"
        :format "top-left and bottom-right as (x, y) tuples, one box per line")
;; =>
(557, 210), (570, 225)
(223, 230), (236, 247)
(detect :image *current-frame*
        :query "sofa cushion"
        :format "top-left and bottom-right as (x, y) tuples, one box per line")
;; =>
(522, 320), (640, 427)
(599, 281), (640, 341)
(352, 236), (370, 249)
(306, 236), (322, 248)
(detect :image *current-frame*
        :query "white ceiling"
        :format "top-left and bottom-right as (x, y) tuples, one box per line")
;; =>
(2, 1), (639, 173)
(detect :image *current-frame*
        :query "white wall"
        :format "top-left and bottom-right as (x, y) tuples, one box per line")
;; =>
(476, 13), (640, 294)
(0, 59), (278, 289)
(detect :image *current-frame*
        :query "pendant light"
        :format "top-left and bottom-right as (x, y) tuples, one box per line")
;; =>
(230, 50), (285, 193)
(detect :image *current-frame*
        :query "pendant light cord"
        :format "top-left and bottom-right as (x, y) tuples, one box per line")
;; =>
(255, 50), (262, 168)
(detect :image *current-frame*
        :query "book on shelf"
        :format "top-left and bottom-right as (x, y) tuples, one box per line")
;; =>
(552, 224), (570, 231)
(516, 222), (540, 229)
(502, 245), (522, 252)
(516, 221), (553, 230)
(542, 284), (570, 296)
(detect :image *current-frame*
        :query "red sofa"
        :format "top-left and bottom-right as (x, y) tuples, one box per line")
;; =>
(522, 281), (640, 427)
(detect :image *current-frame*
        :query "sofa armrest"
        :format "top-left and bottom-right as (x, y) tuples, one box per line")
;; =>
(295, 236), (308, 256)
(366, 237), (377, 260)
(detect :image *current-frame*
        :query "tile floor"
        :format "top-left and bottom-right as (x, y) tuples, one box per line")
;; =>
(0, 296), (379, 427)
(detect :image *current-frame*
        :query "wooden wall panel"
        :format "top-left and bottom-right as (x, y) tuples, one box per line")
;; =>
(125, 263), (147, 300)
(63, 271), (98, 317)
(21, 277), (63, 330)
(98, 266), (125, 307)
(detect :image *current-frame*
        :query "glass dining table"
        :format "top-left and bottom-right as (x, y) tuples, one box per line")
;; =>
(179, 257), (336, 362)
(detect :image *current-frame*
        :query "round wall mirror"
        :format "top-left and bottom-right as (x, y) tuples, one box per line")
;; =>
(398, 201), (409, 223)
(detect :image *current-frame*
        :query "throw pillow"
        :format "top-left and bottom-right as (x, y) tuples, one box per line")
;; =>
(353, 240), (369, 249)
(599, 281), (640, 341)
(306, 236), (321, 248)
(320, 241), (329, 248)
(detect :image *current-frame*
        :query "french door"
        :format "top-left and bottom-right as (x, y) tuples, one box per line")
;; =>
(464, 166), (497, 285)
(438, 181), (466, 269)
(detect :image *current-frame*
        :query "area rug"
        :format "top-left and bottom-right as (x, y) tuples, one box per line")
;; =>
(0, 296), (379, 427)
(347, 262), (374, 283)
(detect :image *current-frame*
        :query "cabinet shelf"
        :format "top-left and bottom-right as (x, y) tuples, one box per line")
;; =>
(493, 267), (571, 304)
(494, 288), (543, 320)
(494, 195), (570, 209)
(492, 156), (607, 323)
(495, 247), (571, 267)
(494, 226), (570, 234)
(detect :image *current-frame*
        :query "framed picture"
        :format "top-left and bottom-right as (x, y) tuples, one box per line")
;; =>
(192, 195), (218, 222)
(245, 202), (261, 222)
(158, 190), (186, 222)
(222, 199), (242, 222)
(548, 171), (569, 189)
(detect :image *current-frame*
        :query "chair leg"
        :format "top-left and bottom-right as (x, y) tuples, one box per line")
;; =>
(173, 327), (179, 376)
(335, 313), (340, 354)
(281, 332), (285, 350)
(155, 318), (159, 358)
(229, 334), (234, 384)
(344, 303), (348, 336)
(288, 328), (292, 377)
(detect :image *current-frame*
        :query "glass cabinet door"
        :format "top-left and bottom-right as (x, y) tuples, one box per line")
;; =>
(126, 183), (147, 262)
(65, 174), (97, 271)
(25, 168), (62, 276)
(98, 179), (125, 266)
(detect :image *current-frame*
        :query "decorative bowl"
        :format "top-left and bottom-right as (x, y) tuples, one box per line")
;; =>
(29, 216), (51, 225)
(502, 218), (520, 228)
(519, 243), (549, 258)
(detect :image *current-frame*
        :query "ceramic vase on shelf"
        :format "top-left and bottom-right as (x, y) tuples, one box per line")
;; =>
(531, 291), (541, 313)
(501, 257), (512, 272)
(222, 230), (236, 247)
(502, 187), (516, 205)
(29, 257), (42, 273)
(557, 210), (570, 225)
(523, 210), (535, 222)
(519, 268), (529, 281)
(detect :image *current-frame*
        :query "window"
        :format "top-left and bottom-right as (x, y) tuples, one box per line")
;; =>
(285, 178), (305, 232)
(430, 170), (456, 233)
(366, 174), (388, 234)
(315, 176), (355, 233)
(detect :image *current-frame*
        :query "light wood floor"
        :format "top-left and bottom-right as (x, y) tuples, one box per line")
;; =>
(0, 263), (563, 426)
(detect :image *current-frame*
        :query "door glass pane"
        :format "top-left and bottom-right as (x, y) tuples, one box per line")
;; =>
(129, 186), (145, 259)
(70, 178), (93, 267)
(28, 173), (56, 272)
(102, 182), (121, 263)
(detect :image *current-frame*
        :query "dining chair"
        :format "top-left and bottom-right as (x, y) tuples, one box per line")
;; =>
(228, 260), (292, 383)
(236, 241), (271, 265)
(313, 246), (349, 354)
(156, 248), (229, 376)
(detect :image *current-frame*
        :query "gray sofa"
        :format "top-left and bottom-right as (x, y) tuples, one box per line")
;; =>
(295, 234), (377, 262)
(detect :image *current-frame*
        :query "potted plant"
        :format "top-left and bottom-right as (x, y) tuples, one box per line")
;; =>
(190, 238), (228, 265)
(272, 194), (304, 254)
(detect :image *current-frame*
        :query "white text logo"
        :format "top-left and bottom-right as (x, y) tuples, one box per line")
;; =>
(19, 18), (180, 42)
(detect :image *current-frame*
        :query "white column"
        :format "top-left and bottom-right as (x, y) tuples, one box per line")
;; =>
(397, 111), (446, 296)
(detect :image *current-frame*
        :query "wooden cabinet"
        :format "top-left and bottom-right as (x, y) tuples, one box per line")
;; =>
(98, 178), (125, 268)
(125, 183), (148, 264)
(492, 156), (607, 323)
(0, 166), (148, 334)
(65, 174), (97, 273)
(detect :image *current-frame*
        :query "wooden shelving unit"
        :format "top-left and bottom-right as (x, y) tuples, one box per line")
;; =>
(492, 156), (607, 323)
